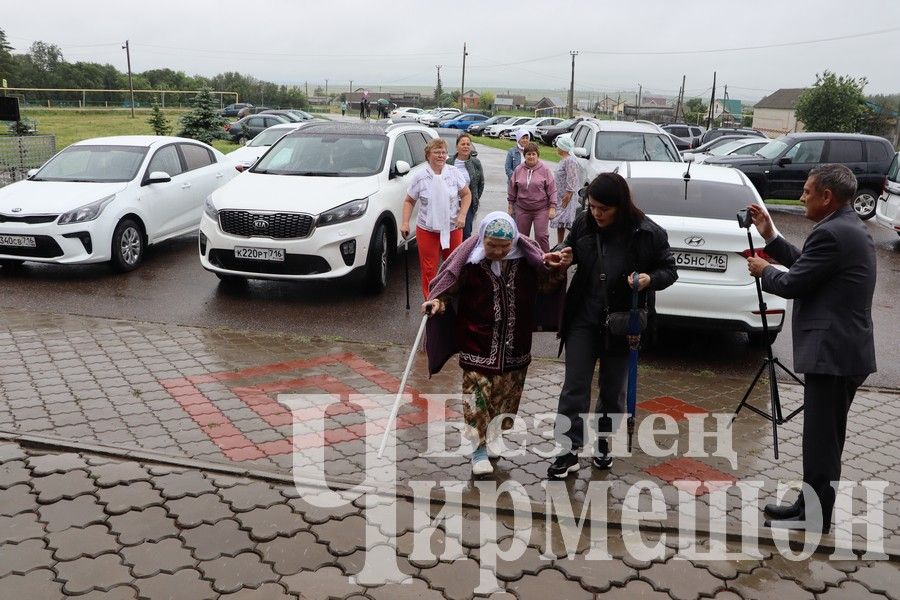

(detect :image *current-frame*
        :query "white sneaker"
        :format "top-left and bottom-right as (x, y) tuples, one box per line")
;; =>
(472, 456), (494, 476)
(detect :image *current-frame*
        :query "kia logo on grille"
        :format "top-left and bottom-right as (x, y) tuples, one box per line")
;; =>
(11, 208), (22, 213)
(253, 219), (270, 229)
(684, 235), (705, 247)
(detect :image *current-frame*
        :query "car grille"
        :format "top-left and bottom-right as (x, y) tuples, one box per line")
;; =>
(0, 234), (64, 258)
(209, 249), (330, 275)
(0, 214), (59, 224)
(219, 210), (314, 239)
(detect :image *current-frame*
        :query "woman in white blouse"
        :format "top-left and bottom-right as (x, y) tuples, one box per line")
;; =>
(400, 138), (472, 297)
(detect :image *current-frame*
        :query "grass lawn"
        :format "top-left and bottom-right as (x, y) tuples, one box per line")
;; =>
(20, 108), (240, 154)
(473, 135), (562, 163)
(765, 198), (801, 205)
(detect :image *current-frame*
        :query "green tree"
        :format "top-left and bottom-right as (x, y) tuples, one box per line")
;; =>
(479, 91), (495, 111)
(178, 88), (227, 144)
(0, 28), (15, 84)
(795, 71), (868, 133)
(684, 97), (707, 125)
(147, 100), (171, 136)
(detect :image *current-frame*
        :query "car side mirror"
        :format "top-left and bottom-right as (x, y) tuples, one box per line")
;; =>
(244, 139), (252, 146)
(145, 171), (172, 185)
(26, 168), (38, 178)
(777, 157), (792, 166)
(572, 147), (588, 158)
(393, 160), (411, 176)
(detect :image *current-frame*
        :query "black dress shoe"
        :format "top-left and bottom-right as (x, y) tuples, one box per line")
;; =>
(764, 501), (803, 519)
(764, 513), (830, 534)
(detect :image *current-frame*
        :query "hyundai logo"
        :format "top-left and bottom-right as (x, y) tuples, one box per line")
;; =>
(253, 219), (270, 229)
(11, 208), (22, 213)
(684, 235), (705, 247)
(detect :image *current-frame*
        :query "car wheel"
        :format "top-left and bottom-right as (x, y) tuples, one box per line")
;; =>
(852, 189), (877, 220)
(748, 330), (778, 346)
(110, 218), (145, 272)
(363, 222), (390, 293)
(236, 135), (247, 145)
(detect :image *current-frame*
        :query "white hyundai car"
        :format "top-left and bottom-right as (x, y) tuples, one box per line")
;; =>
(621, 162), (788, 343)
(875, 152), (900, 237)
(0, 136), (235, 272)
(200, 121), (437, 292)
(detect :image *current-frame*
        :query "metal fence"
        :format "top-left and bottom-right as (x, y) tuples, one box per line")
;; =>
(0, 135), (57, 188)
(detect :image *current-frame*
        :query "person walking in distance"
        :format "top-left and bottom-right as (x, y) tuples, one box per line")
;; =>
(505, 129), (531, 181)
(746, 164), (877, 533)
(508, 142), (557, 252)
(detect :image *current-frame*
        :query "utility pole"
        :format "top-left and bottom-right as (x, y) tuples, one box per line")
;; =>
(568, 50), (579, 118)
(325, 79), (328, 97)
(636, 84), (642, 119)
(435, 65), (443, 104)
(349, 80), (353, 92)
(305, 81), (308, 97)
(707, 71), (717, 129)
(122, 40), (135, 118)
(676, 75), (686, 122)
(459, 43), (467, 110)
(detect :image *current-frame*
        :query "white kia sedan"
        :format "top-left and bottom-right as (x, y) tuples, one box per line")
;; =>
(200, 121), (437, 292)
(622, 162), (788, 344)
(0, 136), (235, 272)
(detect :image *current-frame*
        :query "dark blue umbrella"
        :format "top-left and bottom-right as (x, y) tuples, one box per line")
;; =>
(627, 271), (641, 451)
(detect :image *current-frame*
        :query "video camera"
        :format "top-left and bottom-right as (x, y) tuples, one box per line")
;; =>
(736, 208), (753, 229)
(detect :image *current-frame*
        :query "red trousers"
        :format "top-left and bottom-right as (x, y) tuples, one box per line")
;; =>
(416, 226), (462, 297)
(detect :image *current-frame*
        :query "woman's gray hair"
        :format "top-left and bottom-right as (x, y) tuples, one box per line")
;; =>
(809, 164), (857, 203)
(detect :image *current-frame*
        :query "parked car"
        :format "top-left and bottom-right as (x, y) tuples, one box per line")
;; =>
(697, 127), (765, 147)
(259, 110), (306, 123)
(389, 107), (424, 122)
(875, 152), (900, 236)
(0, 136), (236, 272)
(237, 106), (274, 118)
(622, 162), (787, 343)
(662, 123), (706, 149)
(705, 132), (895, 219)
(682, 135), (767, 162)
(440, 113), (489, 130)
(435, 128), (464, 148)
(501, 117), (563, 139)
(537, 117), (586, 146)
(222, 103), (253, 117)
(483, 116), (532, 138)
(467, 115), (514, 136)
(419, 109), (461, 127)
(224, 114), (290, 143)
(200, 121), (439, 292)
(569, 119), (682, 182)
(685, 137), (769, 164)
(225, 122), (307, 171)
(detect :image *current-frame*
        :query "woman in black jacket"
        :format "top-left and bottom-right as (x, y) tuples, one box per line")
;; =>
(547, 172), (678, 479)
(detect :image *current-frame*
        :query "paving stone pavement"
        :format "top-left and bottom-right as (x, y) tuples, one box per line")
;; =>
(0, 438), (897, 599)
(1, 306), (899, 596)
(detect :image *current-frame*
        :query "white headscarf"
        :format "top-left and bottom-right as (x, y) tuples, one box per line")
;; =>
(467, 211), (525, 276)
(423, 164), (452, 249)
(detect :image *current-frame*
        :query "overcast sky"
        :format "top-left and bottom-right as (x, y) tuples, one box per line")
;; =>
(4, 0), (900, 101)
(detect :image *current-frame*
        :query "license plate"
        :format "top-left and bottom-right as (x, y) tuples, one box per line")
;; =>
(674, 250), (727, 272)
(234, 246), (285, 262)
(0, 234), (36, 248)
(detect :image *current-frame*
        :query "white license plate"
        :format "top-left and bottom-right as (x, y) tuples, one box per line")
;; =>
(234, 246), (285, 262)
(0, 234), (36, 248)
(674, 250), (727, 272)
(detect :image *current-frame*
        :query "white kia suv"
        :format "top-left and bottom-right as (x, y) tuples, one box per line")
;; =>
(199, 121), (438, 292)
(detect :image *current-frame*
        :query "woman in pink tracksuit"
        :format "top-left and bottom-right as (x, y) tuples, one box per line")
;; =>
(507, 142), (557, 252)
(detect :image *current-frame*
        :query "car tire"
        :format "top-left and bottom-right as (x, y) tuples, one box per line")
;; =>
(363, 221), (390, 294)
(110, 218), (145, 272)
(852, 189), (877, 220)
(748, 330), (779, 346)
(236, 135), (247, 145)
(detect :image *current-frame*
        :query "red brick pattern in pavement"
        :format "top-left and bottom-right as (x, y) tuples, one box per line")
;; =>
(160, 352), (460, 461)
(645, 457), (737, 496)
(638, 396), (708, 421)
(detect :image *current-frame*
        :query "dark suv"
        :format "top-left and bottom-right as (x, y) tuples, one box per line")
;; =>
(662, 124), (705, 149)
(706, 132), (895, 219)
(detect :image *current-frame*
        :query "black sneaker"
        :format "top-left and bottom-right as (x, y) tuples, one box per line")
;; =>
(592, 455), (613, 470)
(547, 453), (579, 479)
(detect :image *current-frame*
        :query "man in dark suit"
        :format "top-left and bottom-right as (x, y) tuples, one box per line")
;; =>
(746, 163), (877, 533)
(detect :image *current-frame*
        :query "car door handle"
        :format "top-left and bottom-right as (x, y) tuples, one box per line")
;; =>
(181, 183), (192, 189)
(215, 172), (224, 178)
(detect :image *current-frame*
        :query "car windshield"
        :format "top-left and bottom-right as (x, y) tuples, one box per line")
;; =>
(32, 145), (147, 182)
(888, 153), (899, 183)
(486, 116), (510, 124)
(595, 133), (679, 162)
(708, 140), (749, 156)
(555, 118), (577, 128)
(522, 118), (543, 126)
(252, 133), (388, 177)
(755, 139), (789, 159)
(629, 178), (758, 220)
(249, 128), (293, 147)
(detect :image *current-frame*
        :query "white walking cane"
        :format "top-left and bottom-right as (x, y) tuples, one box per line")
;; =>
(378, 311), (429, 457)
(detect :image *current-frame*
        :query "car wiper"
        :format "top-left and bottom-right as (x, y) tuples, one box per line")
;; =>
(289, 171), (342, 177)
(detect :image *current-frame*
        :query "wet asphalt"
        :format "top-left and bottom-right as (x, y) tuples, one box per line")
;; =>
(1, 143), (898, 388)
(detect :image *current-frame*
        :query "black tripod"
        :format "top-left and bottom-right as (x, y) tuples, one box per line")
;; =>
(732, 213), (804, 459)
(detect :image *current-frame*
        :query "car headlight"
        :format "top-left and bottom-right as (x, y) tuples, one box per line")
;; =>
(318, 198), (368, 226)
(204, 197), (219, 220)
(57, 194), (115, 225)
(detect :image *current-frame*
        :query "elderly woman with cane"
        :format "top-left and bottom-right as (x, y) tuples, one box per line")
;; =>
(546, 172), (678, 480)
(423, 212), (571, 476)
(401, 138), (472, 297)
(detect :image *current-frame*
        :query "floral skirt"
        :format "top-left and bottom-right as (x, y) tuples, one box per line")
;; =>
(462, 368), (527, 449)
(549, 197), (577, 228)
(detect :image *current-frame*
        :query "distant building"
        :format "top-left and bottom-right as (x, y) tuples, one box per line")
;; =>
(462, 89), (480, 110)
(494, 94), (526, 110)
(640, 95), (669, 108)
(532, 96), (567, 116)
(752, 88), (808, 136)
(714, 98), (743, 124)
